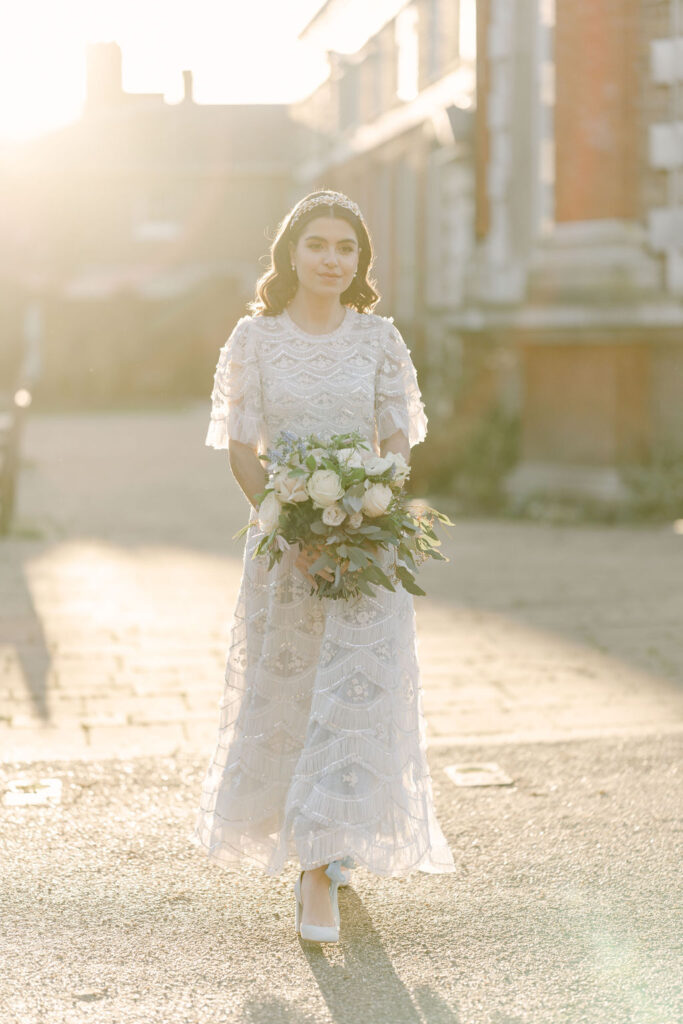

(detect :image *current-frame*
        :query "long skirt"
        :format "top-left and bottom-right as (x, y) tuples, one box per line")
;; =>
(191, 524), (456, 877)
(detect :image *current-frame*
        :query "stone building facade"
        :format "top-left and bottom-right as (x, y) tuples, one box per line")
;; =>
(292, 0), (683, 504)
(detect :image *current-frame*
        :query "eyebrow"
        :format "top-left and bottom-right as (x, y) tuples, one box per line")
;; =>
(303, 234), (358, 244)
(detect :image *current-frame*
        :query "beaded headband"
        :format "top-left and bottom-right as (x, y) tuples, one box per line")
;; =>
(289, 191), (363, 230)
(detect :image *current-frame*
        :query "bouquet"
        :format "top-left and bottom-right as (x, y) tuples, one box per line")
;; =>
(233, 429), (453, 601)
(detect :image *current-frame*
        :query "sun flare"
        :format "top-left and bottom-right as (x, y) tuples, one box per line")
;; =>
(0, 0), (327, 143)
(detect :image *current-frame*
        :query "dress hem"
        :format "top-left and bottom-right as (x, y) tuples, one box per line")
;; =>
(189, 828), (457, 879)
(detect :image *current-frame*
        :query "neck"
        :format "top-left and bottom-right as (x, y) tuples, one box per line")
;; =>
(285, 291), (346, 332)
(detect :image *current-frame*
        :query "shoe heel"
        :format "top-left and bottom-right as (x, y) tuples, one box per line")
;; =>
(324, 862), (342, 930)
(293, 871), (303, 935)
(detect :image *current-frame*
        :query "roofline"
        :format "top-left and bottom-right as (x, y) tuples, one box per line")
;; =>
(297, 0), (334, 40)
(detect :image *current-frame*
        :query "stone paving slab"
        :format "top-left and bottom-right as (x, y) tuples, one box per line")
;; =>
(1, 406), (682, 763)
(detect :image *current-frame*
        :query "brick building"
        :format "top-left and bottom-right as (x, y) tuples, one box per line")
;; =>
(3, 10), (681, 501)
(479, 0), (683, 503)
(293, 0), (683, 505)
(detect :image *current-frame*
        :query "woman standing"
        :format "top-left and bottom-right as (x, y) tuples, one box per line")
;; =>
(192, 190), (455, 943)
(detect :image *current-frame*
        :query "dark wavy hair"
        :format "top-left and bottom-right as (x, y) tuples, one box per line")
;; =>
(246, 190), (381, 317)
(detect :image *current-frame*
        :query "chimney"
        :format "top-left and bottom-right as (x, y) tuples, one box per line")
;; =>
(182, 70), (194, 103)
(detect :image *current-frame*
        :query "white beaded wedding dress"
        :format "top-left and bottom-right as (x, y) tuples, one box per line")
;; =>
(192, 305), (456, 877)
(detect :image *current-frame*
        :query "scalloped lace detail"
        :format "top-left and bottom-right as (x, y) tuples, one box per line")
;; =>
(193, 310), (453, 878)
(204, 309), (427, 452)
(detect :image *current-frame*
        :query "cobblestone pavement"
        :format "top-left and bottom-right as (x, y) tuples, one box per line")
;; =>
(1, 406), (682, 760)
(1, 407), (682, 1024)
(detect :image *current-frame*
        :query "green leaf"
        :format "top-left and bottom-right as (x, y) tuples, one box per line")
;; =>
(365, 565), (396, 591)
(310, 552), (335, 574)
(354, 576), (375, 597)
(342, 492), (364, 513)
(370, 529), (395, 542)
(306, 455), (317, 471)
(422, 506), (455, 526)
(309, 520), (327, 534)
(395, 565), (426, 596)
(397, 545), (417, 572)
(347, 546), (369, 568)
(419, 532), (439, 547)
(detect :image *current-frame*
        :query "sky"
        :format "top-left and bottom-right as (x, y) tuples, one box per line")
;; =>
(0, 0), (343, 143)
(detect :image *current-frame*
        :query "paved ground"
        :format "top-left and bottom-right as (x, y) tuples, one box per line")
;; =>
(2, 736), (681, 1024)
(2, 406), (682, 761)
(1, 405), (682, 1024)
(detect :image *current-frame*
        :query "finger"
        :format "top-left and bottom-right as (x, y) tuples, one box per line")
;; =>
(294, 555), (317, 588)
(301, 566), (318, 588)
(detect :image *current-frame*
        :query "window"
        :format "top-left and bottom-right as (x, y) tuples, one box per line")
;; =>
(395, 6), (419, 102)
(426, 0), (440, 80)
(426, 150), (475, 308)
(339, 62), (360, 130)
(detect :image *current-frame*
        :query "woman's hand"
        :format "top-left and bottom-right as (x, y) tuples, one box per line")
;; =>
(295, 540), (385, 589)
(294, 543), (335, 589)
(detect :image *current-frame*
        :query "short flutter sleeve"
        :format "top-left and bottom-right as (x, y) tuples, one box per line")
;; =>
(205, 316), (263, 451)
(375, 319), (428, 448)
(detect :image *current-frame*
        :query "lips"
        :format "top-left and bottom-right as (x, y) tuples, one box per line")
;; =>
(319, 273), (341, 279)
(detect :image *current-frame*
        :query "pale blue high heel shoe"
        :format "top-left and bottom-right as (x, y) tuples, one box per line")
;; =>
(294, 856), (355, 943)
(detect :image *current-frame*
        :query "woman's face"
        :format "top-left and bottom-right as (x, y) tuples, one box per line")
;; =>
(289, 215), (360, 299)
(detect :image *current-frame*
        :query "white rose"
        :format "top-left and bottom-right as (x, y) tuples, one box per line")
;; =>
(363, 454), (393, 477)
(322, 503), (347, 526)
(347, 511), (363, 529)
(384, 451), (410, 483)
(272, 469), (308, 503)
(336, 447), (364, 468)
(306, 469), (344, 508)
(257, 492), (282, 533)
(361, 483), (393, 517)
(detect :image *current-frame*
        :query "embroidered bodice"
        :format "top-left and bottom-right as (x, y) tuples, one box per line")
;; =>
(205, 306), (427, 454)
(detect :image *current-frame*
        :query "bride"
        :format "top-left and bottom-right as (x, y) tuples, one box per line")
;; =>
(192, 189), (455, 944)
